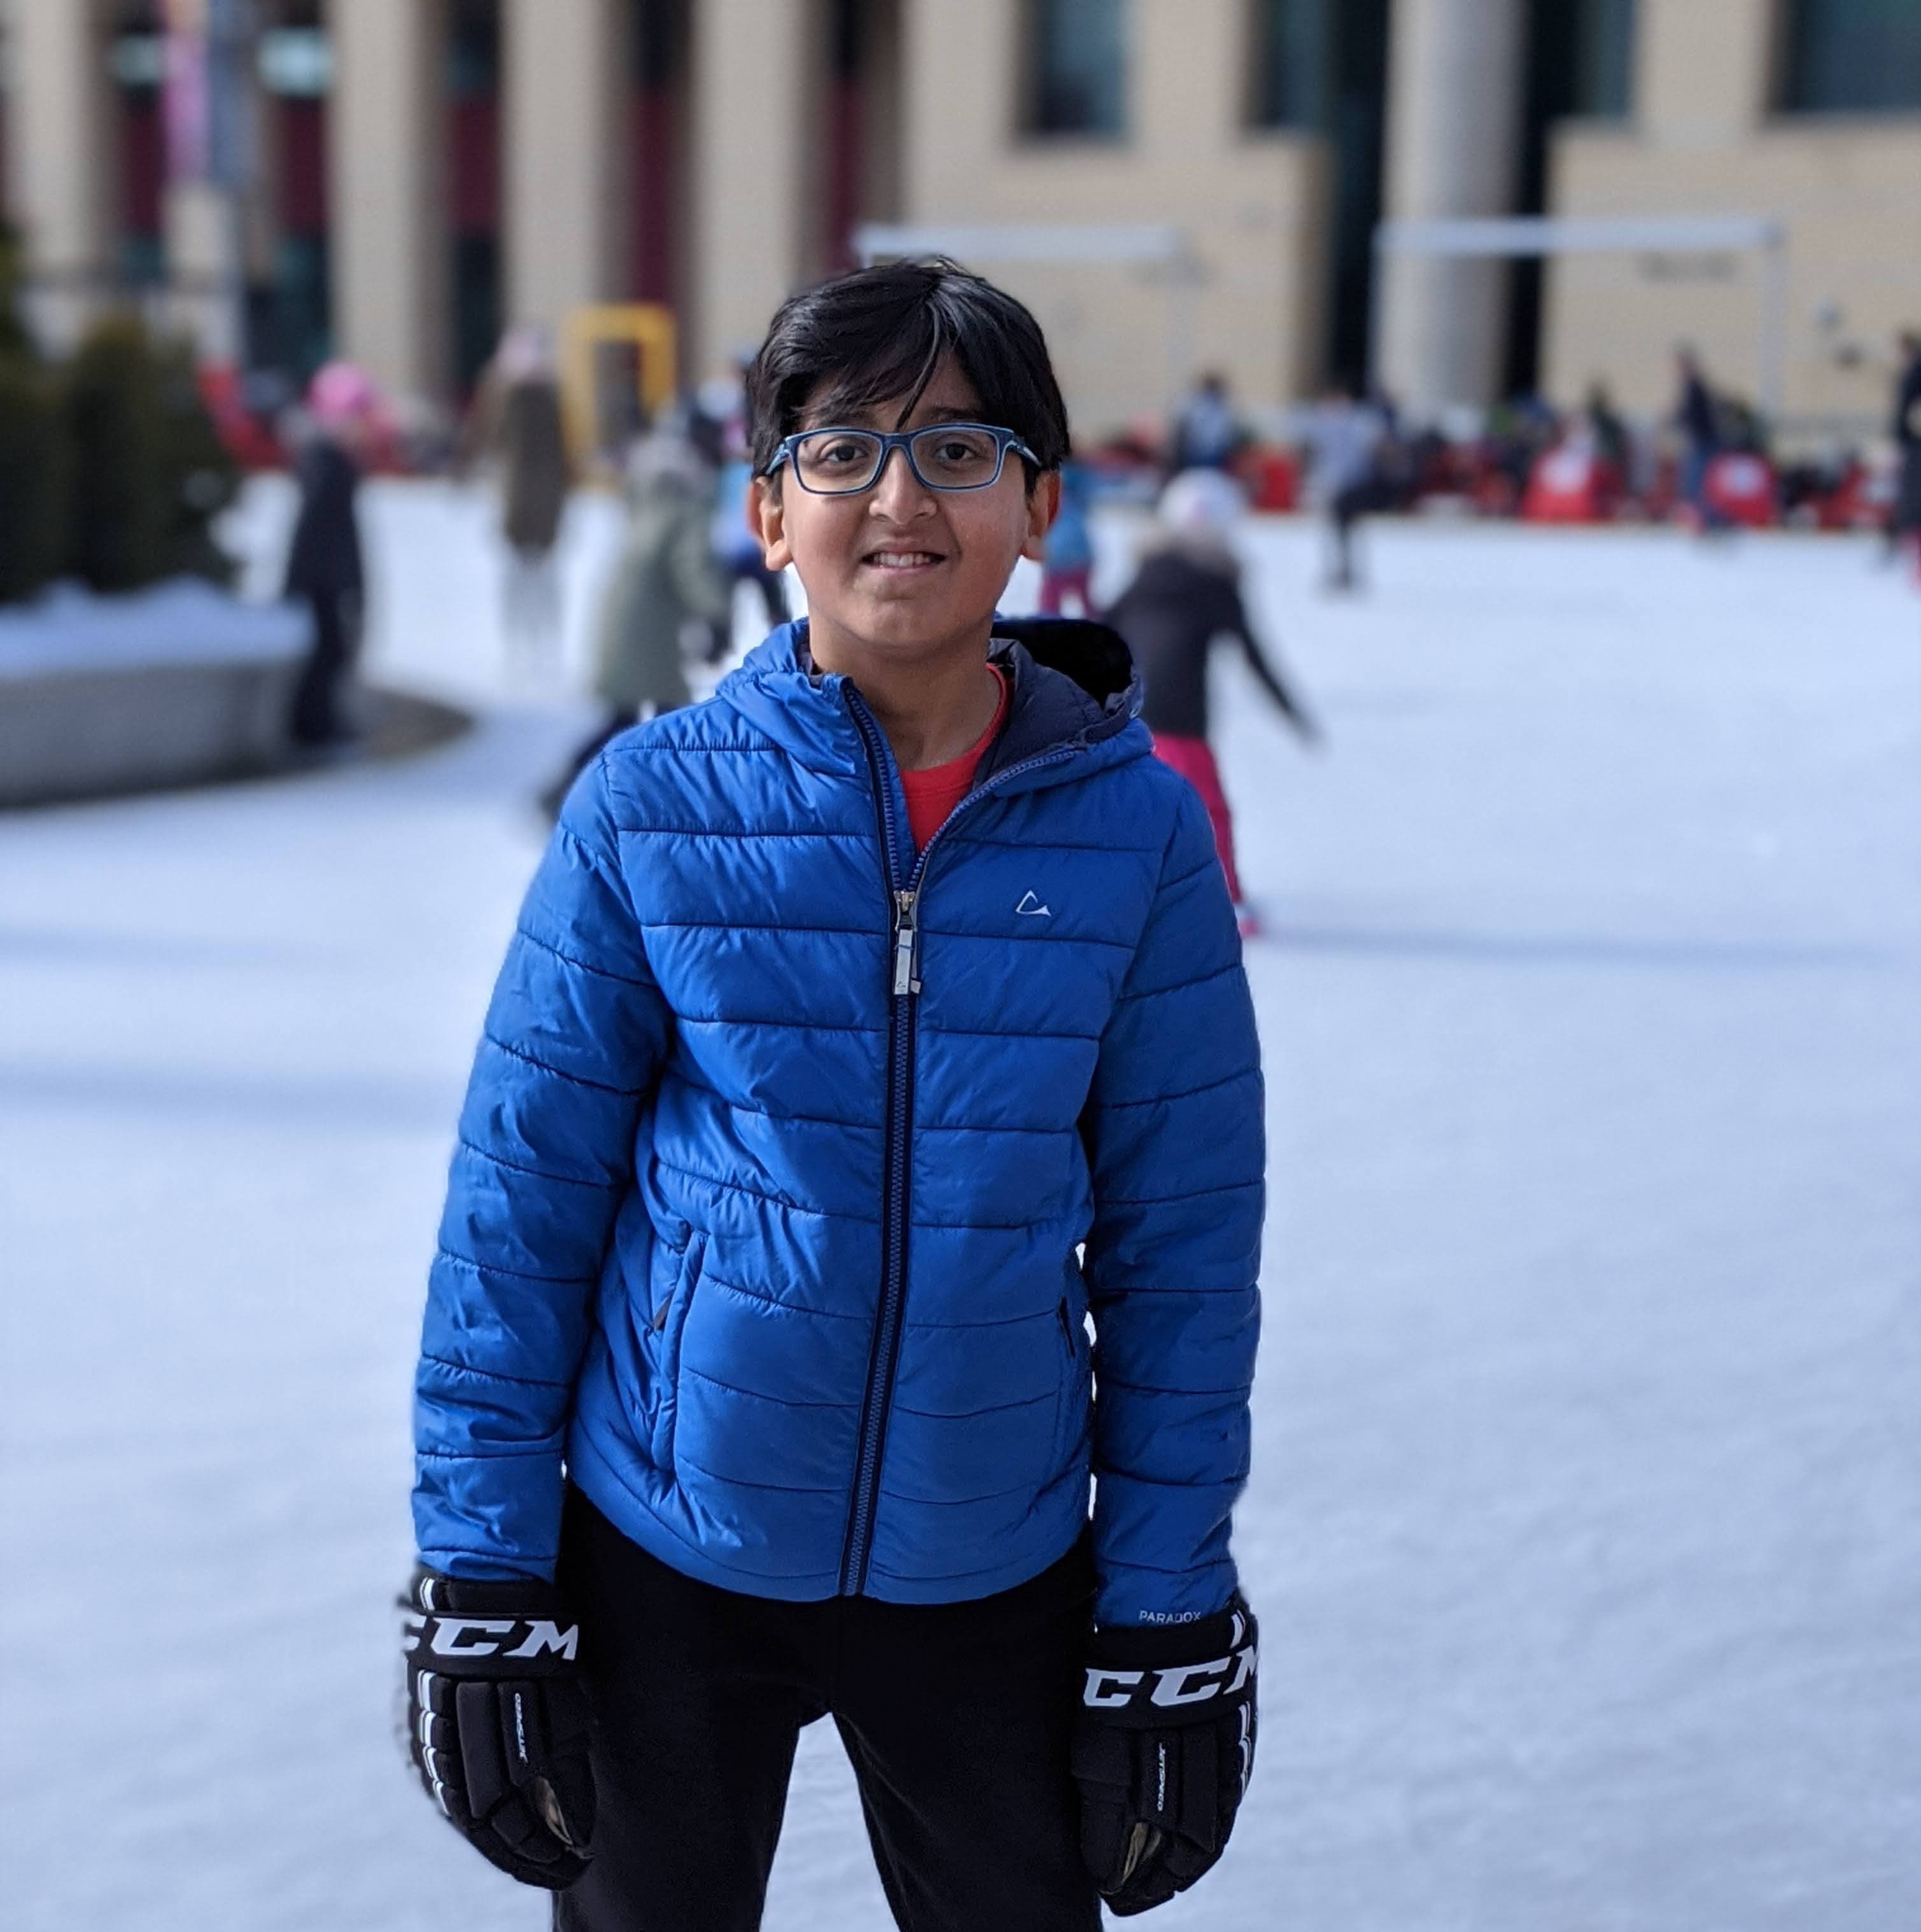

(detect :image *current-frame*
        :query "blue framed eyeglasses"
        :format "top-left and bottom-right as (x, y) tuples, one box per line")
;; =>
(764, 423), (1040, 495)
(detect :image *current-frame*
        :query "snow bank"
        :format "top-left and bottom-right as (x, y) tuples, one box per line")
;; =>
(0, 578), (309, 807)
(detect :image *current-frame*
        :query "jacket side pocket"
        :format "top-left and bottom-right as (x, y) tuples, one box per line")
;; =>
(1052, 1278), (1092, 1469)
(650, 1231), (707, 1474)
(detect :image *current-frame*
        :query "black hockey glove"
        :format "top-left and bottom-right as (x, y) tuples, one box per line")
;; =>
(1071, 1596), (1258, 1917)
(400, 1569), (596, 1890)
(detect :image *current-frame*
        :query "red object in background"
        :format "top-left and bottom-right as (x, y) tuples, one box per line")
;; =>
(630, 83), (678, 304)
(1151, 733), (1243, 906)
(1235, 448), (1297, 512)
(1703, 453), (1777, 528)
(1523, 443), (1621, 523)
(450, 94), (500, 236)
(197, 365), (286, 471)
(824, 75), (864, 273)
(121, 92), (165, 245)
(279, 97), (328, 236)
(1470, 451), (1519, 517)
(1810, 461), (1880, 532)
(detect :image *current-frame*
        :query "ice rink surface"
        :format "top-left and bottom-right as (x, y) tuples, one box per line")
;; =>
(3, 484), (1917, 1929)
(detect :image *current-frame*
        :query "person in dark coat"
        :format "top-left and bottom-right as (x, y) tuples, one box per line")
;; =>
(538, 432), (728, 817)
(1674, 346), (1727, 532)
(485, 327), (573, 664)
(283, 362), (372, 747)
(1889, 330), (1921, 570)
(1104, 469), (1318, 933)
(1171, 370), (1242, 472)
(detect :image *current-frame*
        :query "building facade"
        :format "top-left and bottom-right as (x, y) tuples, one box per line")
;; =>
(2, 0), (1916, 438)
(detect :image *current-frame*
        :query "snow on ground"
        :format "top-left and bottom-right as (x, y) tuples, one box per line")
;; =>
(0, 577), (307, 676)
(2, 486), (1917, 1930)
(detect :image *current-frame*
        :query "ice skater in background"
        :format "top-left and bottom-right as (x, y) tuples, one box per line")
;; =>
(1038, 455), (1097, 615)
(283, 361), (374, 749)
(472, 327), (573, 670)
(1298, 379), (1388, 592)
(539, 431), (727, 818)
(1673, 346), (1728, 535)
(1172, 369), (1244, 472)
(1104, 469), (1318, 936)
(1889, 330), (1921, 579)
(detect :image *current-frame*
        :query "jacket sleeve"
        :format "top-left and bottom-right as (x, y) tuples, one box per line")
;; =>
(1081, 779), (1264, 1626)
(412, 757), (671, 1579)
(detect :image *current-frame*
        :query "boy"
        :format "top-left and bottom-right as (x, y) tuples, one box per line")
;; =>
(402, 260), (1265, 1930)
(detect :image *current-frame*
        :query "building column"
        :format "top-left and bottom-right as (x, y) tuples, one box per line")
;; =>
(1376, 0), (1527, 415)
(1636, 0), (1776, 145)
(687, 0), (819, 384)
(5, 0), (115, 351)
(329, 0), (449, 400)
(502, 0), (623, 337)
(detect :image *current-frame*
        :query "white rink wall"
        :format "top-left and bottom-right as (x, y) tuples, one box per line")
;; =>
(2, 491), (1917, 1930)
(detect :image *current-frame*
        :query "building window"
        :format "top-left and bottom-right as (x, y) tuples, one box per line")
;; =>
(1244, 2), (1391, 388)
(1025, 0), (1129, 138)
(1569, 0), (1635, 118)
(260, 7), (332, 381)
(1248, 0), (1333, 129)
(108, 13), (167, 289)
(628, 0), (689, 306)
(1778, 0), (1921, 113)
(448, 0), (502, 395)
(1502, 0), (1635, 399)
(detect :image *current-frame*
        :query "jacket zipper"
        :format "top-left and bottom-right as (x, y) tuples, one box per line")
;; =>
(838, 684), (1076, 1594)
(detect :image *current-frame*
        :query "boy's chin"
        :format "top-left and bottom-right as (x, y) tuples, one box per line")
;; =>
(819, 592), (997, 658)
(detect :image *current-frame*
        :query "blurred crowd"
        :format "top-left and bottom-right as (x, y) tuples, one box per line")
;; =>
(252, 313), (1921, 765)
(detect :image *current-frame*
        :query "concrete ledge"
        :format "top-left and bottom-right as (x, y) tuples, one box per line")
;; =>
(0, 581), (309, 807)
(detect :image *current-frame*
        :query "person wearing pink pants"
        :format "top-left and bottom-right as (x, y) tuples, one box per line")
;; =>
(1149, 730), (1246, 905)
(1104, 472), (1319, 933)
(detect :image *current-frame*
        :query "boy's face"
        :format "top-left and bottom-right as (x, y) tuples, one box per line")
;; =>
(750, 356), (1059, 668)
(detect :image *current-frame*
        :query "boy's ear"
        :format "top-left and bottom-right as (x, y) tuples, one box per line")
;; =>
(1020, 469), (1062, 566)
(750, 474), (793, 573)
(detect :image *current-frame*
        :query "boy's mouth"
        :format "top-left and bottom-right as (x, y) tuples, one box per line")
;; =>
(860, 547), (946, 574)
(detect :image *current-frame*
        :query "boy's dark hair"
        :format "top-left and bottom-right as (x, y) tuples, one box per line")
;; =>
(745, 259), (1070, 485)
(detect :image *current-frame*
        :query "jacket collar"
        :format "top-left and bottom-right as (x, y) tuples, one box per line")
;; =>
(717, 616), (1147, 789)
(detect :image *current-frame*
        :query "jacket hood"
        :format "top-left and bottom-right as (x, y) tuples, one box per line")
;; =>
(717, 615), (1147, 786)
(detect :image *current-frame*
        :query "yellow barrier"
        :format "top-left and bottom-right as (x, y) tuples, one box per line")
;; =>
(561, 304), (678, 462)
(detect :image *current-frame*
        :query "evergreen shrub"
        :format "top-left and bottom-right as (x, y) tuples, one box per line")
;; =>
(63, 315), (170, 593)
(0, 359), (69, 603)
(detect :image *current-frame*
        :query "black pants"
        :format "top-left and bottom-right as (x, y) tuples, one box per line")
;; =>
(1330, 476), (1394, 589)
(288, 589), (360, 745)
(554, 1489), (1101, 1932)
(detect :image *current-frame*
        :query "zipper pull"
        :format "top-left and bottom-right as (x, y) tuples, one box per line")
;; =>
(892, 888), (922, 997)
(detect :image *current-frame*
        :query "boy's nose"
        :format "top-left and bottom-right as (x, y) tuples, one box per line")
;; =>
(868, 446), (932, 519)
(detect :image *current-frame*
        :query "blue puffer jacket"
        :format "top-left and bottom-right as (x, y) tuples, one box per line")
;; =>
(414, 617), (1263, 1626)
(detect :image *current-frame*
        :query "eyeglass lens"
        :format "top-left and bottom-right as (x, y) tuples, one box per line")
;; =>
(793, 426), (1007, 493)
